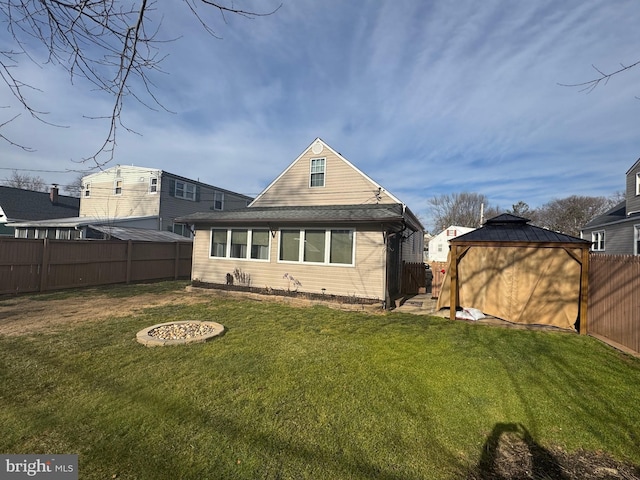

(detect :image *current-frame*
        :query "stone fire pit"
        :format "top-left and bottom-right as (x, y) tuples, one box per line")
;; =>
(136, 321), (225, 347)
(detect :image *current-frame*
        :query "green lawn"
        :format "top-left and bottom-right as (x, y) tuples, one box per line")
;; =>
(1, 282), (639, 479)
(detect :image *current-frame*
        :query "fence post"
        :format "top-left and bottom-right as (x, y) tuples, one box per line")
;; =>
(579, 248), (589, 335)
(174, 242), (180, 280)
(39, 238), (49, 292)
(126, 240), (133, 284)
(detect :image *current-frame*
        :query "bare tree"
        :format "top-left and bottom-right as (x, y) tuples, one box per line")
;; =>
(4, 170), (48, 191)
(535, 195), (617, 237)
(427, 192), (500, 233)
(63, 173), (85, 197)
(0, 0), (279, 165)
(506, 201), (541, 224)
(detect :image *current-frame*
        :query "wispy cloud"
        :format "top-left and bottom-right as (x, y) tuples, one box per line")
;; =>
(1, 0), (639, 227)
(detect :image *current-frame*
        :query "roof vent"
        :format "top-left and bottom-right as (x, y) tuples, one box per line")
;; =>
(311, 141), (324, 155)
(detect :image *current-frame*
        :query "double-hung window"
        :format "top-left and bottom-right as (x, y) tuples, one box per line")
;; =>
(310, 158), (325, 187)
(149, 177), (158, 193)
(279, 229), (354, 265)
(210, 228), (270, 261)
(175, 180), (196, 201)
(114, 179), (123, 195)
(635, 225), (640, 255)
(83, 183), (91, 197)
(591, 231), (605, 251)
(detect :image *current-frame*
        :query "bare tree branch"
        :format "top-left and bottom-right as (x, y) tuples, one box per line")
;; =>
(0, 0), (281, 166)
(558, 60), (640, 94)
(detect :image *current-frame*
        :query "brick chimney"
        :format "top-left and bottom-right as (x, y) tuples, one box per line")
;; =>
(50, 185), (59, 204)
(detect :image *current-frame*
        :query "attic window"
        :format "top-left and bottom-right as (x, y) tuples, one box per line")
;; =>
(114, 179), (123, 195)
(310, 158), (325, 187)
(149, 177), (158, 193)
(83, 183), (91, 197)
(214, 191), (224, 210)
(636, 173), (640, 196)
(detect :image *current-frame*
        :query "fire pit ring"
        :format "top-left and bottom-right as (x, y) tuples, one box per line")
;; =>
(136, 321), (225, 347)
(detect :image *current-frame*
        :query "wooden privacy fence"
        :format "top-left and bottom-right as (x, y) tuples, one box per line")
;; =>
(401, 262), (426, 294)
(0, 238), (192, 295)
(588, 253), (640, 355)
(429, 262), (448, 299)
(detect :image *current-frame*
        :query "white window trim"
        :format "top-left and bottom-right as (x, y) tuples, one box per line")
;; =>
(277, 228), (356, 266)
(83, 183), (91, 197)
(114, 178), (123, 195)
(591, 230), (605, 251)
(175, 180), (196, 201)
(634, 224), (640, 255)
(636, 173), (640, 196)
(209, 227), (271, 262)
(149, 177), (158, 194)
(309, 158), (326, 188)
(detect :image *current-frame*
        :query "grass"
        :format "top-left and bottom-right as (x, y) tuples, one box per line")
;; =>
(1, 282), (640, 479)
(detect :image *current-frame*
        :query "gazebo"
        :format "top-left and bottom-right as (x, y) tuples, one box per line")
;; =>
(437, 214), (591, 332)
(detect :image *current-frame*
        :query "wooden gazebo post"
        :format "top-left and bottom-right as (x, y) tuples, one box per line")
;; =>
(449, 244), (458, 321)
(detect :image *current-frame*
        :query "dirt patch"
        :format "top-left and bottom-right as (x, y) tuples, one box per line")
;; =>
(0, 285), (382, 337)
(0, 289), (212, 337)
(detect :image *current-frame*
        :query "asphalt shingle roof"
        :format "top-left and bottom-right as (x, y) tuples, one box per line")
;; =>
(452, 214), (590, 244)
(177, 204), (407, 225)
(582, 201), (627, 229)
(0, 186), (79, 222)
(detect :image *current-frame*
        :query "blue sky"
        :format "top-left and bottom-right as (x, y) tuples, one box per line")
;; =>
(1, 1), (640, 230)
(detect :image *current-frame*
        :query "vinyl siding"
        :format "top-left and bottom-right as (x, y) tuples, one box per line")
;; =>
(626, 163), (640, 215)
(80, 166), (251, 231)
(582, 221), (636, 255)
(251, 146), (397, 207)
(191, 224), (387, 299)
(79, 166), (161, 220)
(401, 230), (424, 263)
(158, 175), (249, 231)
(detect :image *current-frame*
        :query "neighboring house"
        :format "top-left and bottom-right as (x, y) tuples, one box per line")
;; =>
(11, 215), (179, 240)
(0, 186), (79, 237)
(79, 165), (252, 237)
(428, 225), (475, 262)
(178, 138), (424, 305)
(423, 232), (433, 262)
(581, 158), (640, 254)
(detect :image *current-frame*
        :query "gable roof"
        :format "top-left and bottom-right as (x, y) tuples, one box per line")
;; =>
(248, 138), (403, 207)
(451, 213), (590, 244)
(0, 186), (79, 222)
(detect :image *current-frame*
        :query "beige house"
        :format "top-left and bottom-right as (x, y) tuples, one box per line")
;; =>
(179, 138), (424, 305)
(80, 165), (252, 236)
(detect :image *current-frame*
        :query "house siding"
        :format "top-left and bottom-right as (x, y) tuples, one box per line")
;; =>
(626, 161), (640, 215)
(158, 174), (249, 232)
(79, 166), (161, 220)
(251, 145), (397, 207)
(583, 221), (635, 255)
(191, 224), (387, 299)
(81, 166), (251, 232)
